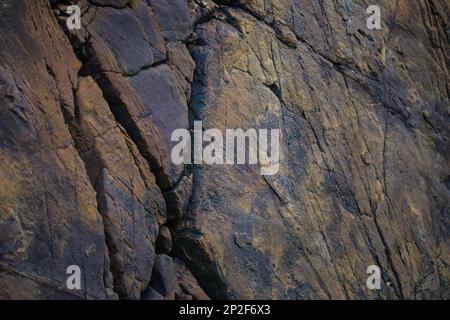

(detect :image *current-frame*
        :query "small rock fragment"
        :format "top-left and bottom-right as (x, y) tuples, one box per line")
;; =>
(156, 225), (173, 254)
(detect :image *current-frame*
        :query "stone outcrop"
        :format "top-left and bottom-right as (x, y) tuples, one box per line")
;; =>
(0, 0), (449, 300)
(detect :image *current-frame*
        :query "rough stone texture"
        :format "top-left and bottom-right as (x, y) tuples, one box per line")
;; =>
(0, 0), (193, 300)
(174, 257), (210, 300)
(84, 4), (166, 75)
(141, 286), (165, 300)
(156, 225), (173, 254)
(97, 65), (189, 189)
(165, 174), (193, 221)
(176, 0), (450, 299)
(149, 254), (179, 300)
(0, 0), (449, 300)
(73, 76), (165, 299)
(148, 254), (209, 300)
(0, 0), (115, 299)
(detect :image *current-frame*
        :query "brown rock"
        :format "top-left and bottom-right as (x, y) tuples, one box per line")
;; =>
(156, 225), (173, 254)
(141, 286), (165, 300)
(0, 0), (449, 301)
(74, 76), (166, 299)
(0, 0), (114, 299)
(149, 254), (178, 300)
(174, 258), (210, 300)
(147, 0), (193, 41)
(85, 4), (166, 75)
(97, 65), (189, 189)
(167, 41), (196, 98)
(184, 2), (450, 299)
(164, 174), (193, 221)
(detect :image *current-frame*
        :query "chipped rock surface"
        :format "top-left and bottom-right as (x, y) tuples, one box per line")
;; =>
(0, 0), (449, 300)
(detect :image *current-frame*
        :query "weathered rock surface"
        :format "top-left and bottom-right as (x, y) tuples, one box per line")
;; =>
(0, 0), (190, 300)
(74, 76), (165, 299)
(178, 0), (450, 299)
(156, 225), (173, 254)
(148, 254), (209, 300)
(0, 0), (449, 300)
(0, 0), (114, 299)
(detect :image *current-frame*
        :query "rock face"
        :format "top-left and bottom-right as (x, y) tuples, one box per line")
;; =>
(0, 0), (449, 300)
